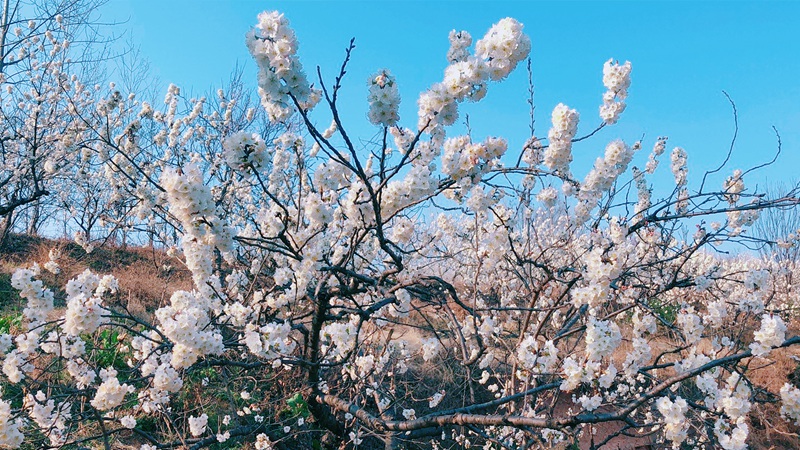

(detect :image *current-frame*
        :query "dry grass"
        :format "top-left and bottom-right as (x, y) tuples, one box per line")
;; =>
(0, 233), (192, 318)
(748, 322), (800, 450)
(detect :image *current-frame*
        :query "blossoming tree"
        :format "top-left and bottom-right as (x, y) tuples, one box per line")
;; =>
(0, 0), (116, 243)
(4, 9), (800, 450)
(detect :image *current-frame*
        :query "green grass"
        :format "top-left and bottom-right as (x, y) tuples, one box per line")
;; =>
(85, 328), (129, 372)
(281, 392), (310, 420)
(647, 297), (679, 324)
(0, 312), (23, 334)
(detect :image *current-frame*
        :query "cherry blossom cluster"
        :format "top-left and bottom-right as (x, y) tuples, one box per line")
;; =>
(441, 135), (507, 189)
(367, 69), (400, 126)
(749, 313), (787, 357)
(646, 136), (668, 174)
(223, 131), (268, 173)
(446, 30), (472, 64)
(723, 169), (745, 204)
(516, 335), (558, 377)
(0, 399), (24, 448)
(577, 139), (638, 221)
(91, 368), (134, 410)
(10, 264), (54, 326)
(670, 146), (689, 187)
(599, 59), (632, 125)
(781, 383), (800, 426)
(417, 17), (530, 142)
(24, 391), (71, 445)
(161, 161), (233, 297)
(543, 103), (580, 175)
(155, 290), (225, 369)
(657, 396), (689, 446)
(246, 11), (321, 121)
(536, 185), (559, 207)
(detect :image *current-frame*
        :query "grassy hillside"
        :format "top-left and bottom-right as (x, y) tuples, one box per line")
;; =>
(0, 234), (192, 323)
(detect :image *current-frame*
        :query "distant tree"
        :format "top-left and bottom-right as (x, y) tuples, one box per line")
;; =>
(0, 0), (114, 244)
(753, 181), (800, 263)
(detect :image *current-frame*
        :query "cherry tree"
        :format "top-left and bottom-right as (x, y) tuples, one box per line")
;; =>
(54, 63), (282, 251)
(4, 8), (800, 450)
(0, 0), (114, 244)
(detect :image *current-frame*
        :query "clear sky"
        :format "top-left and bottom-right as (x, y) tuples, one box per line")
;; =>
(99, 1), (800, 193)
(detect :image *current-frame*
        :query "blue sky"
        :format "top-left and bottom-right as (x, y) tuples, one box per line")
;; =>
(100, 1), (800, 194)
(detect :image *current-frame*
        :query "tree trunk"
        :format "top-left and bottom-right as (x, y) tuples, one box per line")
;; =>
(26, 201), (40, 235)
(0, 212), (13, 248)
